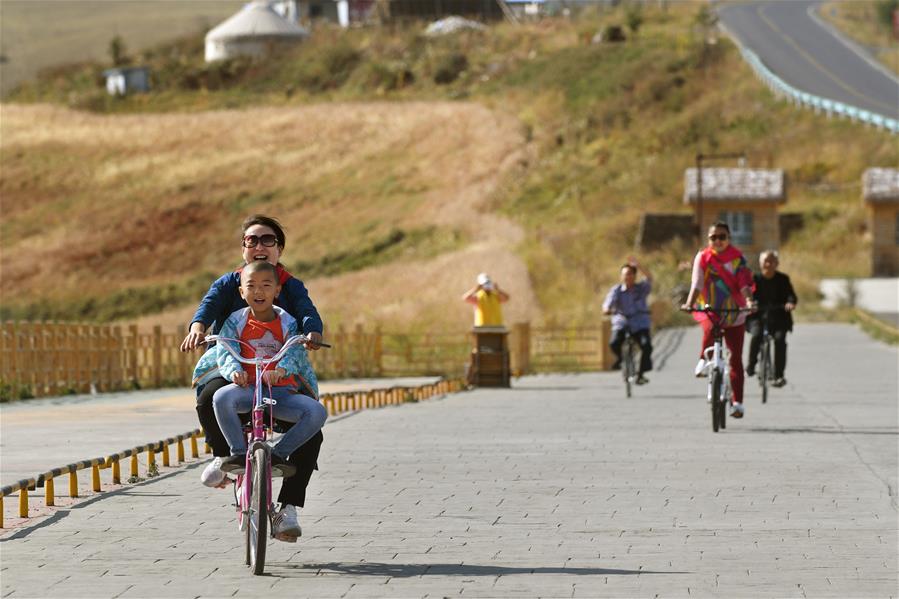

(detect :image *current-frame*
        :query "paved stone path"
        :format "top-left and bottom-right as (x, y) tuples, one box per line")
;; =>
(0, 377), (440, 484)
(0, 324), (896, 598)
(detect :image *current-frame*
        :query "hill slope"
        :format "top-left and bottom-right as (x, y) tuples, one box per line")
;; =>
(2, 4), (896, 331)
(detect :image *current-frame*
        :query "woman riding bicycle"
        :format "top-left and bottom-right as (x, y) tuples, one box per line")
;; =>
(181, 214), (324, 542)
(681, 222), (756, 418)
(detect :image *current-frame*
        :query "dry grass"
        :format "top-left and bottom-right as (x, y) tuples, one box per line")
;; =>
(0, 101), (539, 331)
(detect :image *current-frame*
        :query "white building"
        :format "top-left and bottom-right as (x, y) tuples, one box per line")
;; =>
(205, 1), (309, 63)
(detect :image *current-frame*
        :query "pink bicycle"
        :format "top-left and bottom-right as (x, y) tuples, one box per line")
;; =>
(203, 333), (329, 575)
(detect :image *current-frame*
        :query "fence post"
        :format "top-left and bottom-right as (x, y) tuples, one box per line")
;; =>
(600, 319), (613, 370)
(129, 324), (140, 387)
(152, 325), (163, 388)
(512, 321), (531, 376)
(374, 326), (383, 376)
(46, 478), (55, 506)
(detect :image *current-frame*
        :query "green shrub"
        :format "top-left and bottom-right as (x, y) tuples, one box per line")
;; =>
(433, 52), (468, 84)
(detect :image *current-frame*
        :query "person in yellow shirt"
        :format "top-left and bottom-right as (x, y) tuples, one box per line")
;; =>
(462, 273), (510, 327)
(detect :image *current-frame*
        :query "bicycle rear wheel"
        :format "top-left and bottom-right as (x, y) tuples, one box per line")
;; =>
(247, 447), (268, 575)
(760, 339), (770, 404)
(710, 369), (721, 432)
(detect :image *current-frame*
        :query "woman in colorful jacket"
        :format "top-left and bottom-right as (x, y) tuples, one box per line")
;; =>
(681, 221), (756, 419)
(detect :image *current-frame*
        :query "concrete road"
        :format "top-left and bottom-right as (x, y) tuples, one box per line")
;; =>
(719, 1), (899, 120)
(0, 324), (896, 597)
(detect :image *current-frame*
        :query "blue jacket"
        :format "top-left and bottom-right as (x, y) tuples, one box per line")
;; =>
(190, 265), (323, 337)
(191, 306), (319, 399)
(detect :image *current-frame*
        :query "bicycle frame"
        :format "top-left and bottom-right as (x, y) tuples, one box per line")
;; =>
(204, 332), (316, 574)
(755, 304), (785, 403)
(685, 306), (750, 432)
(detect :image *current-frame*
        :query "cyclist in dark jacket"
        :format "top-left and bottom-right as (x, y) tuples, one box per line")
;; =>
(746, 250), (797, 387)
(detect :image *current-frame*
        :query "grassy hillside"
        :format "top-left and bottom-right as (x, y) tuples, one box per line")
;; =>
(2, 3), (896, 333)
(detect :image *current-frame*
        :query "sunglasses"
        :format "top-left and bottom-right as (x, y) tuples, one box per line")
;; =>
(708, 234), (728, 241)
(242, 234), (278, 248)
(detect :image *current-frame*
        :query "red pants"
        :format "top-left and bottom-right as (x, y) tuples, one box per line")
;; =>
(699, 320), (745, 405)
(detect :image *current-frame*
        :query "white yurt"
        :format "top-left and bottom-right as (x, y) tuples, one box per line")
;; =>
(205, 1), (309, 63)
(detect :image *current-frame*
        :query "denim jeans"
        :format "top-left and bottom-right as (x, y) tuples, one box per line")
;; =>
(212, 383), (328, 460)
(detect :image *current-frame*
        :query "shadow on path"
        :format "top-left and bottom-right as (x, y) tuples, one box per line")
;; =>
(271, 561), (686, 578)
(738, 426), (899, 436)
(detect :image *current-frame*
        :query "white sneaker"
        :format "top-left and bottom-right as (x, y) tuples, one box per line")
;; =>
(200, 457), (226, 487)
(729, 403), (745, 418)
(694, 358), (708, 377)
(272, 504), (302, 541)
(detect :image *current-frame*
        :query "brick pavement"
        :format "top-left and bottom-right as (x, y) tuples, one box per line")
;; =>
(0, 324), (896, 598)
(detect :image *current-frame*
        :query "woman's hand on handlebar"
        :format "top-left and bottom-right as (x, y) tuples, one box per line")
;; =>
(231, 370), (249, 387)
(304, 331), (323, 350)
(180, 327), (207, 352)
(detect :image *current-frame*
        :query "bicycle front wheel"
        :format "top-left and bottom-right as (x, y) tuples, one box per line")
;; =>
(760, 340), (770, 404)
(247, 447), (269, 575)
(624, 344), (633, 398)
(710, 369), (721, 432)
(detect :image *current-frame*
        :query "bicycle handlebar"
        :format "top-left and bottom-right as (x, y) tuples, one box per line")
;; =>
(682, 308), (753, 313)
(204, 334), (329, 367)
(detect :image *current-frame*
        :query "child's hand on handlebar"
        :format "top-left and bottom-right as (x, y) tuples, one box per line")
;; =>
(262, 368), (286, 386)
(231, 371), (249, 387)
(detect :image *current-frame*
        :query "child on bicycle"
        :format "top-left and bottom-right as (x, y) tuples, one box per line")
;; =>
(184, 215), (324, 542)
(602, 258), (653, 384)
(745, 250), (797, 387)
(203, 259), (327, 540)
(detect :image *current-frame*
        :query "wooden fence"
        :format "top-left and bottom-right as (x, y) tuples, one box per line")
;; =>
(0, 320), (612, 400)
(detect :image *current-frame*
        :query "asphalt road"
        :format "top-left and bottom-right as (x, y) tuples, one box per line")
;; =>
(719, 0), (899, 120)
(0, 324), (896, 597)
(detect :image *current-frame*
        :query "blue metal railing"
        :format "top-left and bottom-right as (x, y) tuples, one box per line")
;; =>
(737, 45), (899, 135)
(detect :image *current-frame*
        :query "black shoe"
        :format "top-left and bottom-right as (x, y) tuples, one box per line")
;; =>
(772, 377), (786, 388)
(635, 375), (648, 385)
(220, 454), (245, 475)
(611, 359), (622, 370)
(271, 454), (297, 479)
(746, 364), (756, 377)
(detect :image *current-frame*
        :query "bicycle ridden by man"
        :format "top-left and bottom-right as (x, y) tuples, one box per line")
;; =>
(746, 250), (797, 388)
(602, 258), (653, 385)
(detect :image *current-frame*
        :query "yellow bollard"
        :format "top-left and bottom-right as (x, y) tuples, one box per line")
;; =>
(130, 454), (139, 478)
(190, 436), (199, 458)
(177, 439), (185, 463)
(162, 443), (170, 467)
(204, 443), (212, 455)
(46, 478), (55, 506)
(69, 471), (79, 498)
(92, 465), (101, 492)
(112, 459), (121, 484)
(18, 488), (28, 518)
